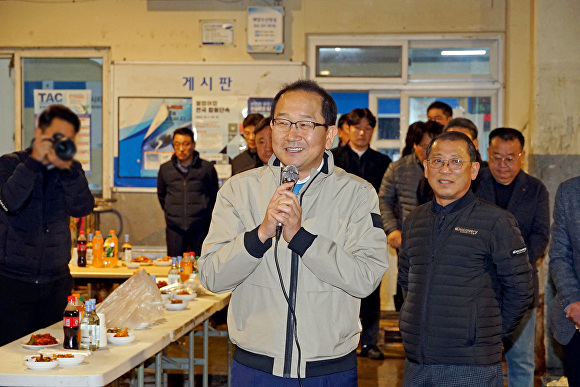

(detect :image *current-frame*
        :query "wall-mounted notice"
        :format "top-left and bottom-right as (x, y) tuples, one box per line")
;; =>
(247, 7), (284, 53)
(192, 96), (247, 161)
(201, 21), (234, 46)
(33, 89), (92, 172)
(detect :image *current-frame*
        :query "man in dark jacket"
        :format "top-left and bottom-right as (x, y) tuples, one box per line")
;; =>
(231, 113), (264, 175)
(0, 104), (94, 346)
(333, 108), (391, 360)
(399, 131), (533, 386)
(474, 128), (550, 387)
(157, 127), (218, 257)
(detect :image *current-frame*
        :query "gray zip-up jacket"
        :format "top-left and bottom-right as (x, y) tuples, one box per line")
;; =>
(199, 151), (388, 378)
(378, 153), (424, 236)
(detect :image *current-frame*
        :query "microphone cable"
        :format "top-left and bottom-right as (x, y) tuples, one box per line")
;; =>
(274, 235), (303, 387)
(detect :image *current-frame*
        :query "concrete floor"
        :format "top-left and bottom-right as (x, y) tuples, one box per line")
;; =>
(112, 314), (549, 387)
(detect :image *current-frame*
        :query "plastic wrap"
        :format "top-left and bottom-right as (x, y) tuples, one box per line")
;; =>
(96, 269), (165, 329)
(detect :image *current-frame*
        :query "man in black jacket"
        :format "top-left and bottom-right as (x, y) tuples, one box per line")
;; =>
(333, 108), (391, 360)
(399, 131), (533, 386)
(157, 127), (218, 257)
(0, 104), (94, 346)
(474, 128), (550, 387)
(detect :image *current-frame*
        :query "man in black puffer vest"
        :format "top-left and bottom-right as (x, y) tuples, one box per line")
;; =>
(157, 127), (218, 257)
(398, 131), (533, 386)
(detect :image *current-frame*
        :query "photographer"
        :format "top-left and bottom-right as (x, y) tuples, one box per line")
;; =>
(0, 104), (94, 346)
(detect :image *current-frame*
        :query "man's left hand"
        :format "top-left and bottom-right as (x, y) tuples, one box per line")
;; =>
(566, 301), (580, 327)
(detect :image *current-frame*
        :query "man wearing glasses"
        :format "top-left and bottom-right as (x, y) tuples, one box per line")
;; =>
(398, 131), (533, 386)
(474, 127), (550, 387)
(199, 80), (388, 386)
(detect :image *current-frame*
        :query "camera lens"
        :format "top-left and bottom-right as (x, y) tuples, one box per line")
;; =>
(51, 133), (76, 161)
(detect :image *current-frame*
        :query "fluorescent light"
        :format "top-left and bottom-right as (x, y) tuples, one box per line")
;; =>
(334, 47), (341, 52)
(320, 70), (330, 76)
(441, 50), (487, 56)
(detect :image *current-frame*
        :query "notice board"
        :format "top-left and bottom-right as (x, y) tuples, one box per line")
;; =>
(112, 62), (305, 188)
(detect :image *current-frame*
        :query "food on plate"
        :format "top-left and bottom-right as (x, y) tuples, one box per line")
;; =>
(157, 280), (168, 289)
(170, 299), (183, 304)
(29, 354), (54, 362)
(52, 353), (75, 358)
(158, 256), (172, 262)
(132, 256), (152, 264)
(26, 333), (58, 346)
(177, 290), (191, 295)
(107, 327), (128, 334)
(114, 328), (130, 337)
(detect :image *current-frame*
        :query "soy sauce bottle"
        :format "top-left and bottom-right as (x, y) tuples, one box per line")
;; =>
(63, 296), (80, 349)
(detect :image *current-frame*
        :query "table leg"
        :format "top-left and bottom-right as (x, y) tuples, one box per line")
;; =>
(137, 363), (144, 387)
(189, 330), (194, 387)
(203, 319), (209, 387)
(155, 352), (162, 387)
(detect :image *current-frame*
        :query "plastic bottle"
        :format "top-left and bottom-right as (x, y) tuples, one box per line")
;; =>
(80, 301), (93, 350)
(110, 230), (119, 263)
(89, 299), (100, 350)
(86, 233), (93, 264)
(104, 233), (118, 267)
(63, 296), (80, 350)
(92, 231), (104, 268)
(180, 252), (193, 282)
(77, 231), (87, 267)
(121, 234), (132, 264)
(168, 257), (180, 285)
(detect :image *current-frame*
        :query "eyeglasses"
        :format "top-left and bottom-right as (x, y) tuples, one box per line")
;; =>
(173, 142), (192, 149)
(271, 118), (327, 132)
(489, 153), (522, 165)
(427, 158), (467, 171)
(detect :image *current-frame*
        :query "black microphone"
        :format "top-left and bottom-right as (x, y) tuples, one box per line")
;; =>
(276, 165), (299, 241)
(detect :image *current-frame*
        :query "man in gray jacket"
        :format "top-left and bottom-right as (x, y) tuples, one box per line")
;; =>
(549, 176), (580, 386)
(199, 80), (388, 386)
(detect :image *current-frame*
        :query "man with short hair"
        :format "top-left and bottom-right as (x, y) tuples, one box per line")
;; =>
(254, 116), (274, 165)
(157, 127), (218, 257)
(332, 107), (391, 360)
(474, 127), (550, 387)
(199, 80), (388, 386)
(549, 175), (580, 386)
(231, 113), (265, 175)
(0, 104), (94, 346)
(399, 131), (533, 386)
(335, 113), (350, 149)
(427, 101), (453, 126)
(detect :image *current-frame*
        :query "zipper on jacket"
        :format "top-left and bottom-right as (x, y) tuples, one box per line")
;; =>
(182, 178), (187, 229)
(282, 167), (324, 376)
(420, 217), (438, 363)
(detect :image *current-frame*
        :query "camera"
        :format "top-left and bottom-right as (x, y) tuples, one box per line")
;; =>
(50, 133), (77, 161)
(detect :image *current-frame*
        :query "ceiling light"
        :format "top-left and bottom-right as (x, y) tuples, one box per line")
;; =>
(441, 50), (487, 56)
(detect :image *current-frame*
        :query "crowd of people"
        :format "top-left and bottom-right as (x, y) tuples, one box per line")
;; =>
(1, 81), (578, 386)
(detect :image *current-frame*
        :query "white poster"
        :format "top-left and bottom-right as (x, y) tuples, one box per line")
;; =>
(33, 89), (92, 172)
(247, 7), (284, 53)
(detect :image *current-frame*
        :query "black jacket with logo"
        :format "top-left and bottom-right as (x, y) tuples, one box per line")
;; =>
(398, 191), (533, 365)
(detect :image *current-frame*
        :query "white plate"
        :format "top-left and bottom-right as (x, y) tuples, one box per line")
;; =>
(23, 355), (58, 370)
(126, 262), (140, 269)
(135, 322), (154, 330)
(160, 293), (170, 302)
(54, 354), (85, 367)
(107, 332), (135, 345)
(21, 338), (61, 350)
(164, 301), (188, 311)
(173, 293), (196, 301)
(154, 260), (171, 266)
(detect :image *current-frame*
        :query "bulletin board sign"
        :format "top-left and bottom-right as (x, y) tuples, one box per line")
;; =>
(112, 62), (305, 189)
